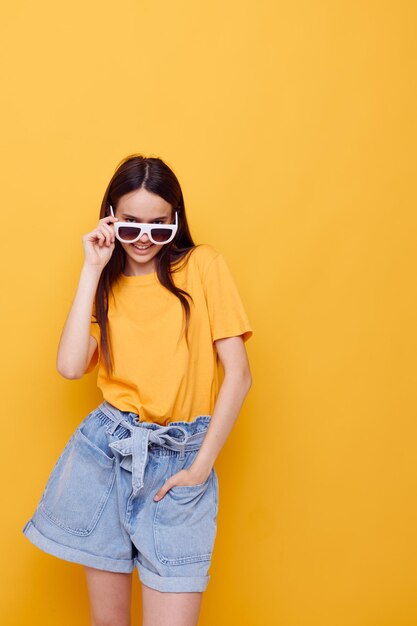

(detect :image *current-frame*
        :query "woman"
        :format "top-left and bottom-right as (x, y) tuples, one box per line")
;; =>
(23, 153), (253, 626)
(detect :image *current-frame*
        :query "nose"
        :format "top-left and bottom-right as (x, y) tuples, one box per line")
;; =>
(139, 232), (150, 243)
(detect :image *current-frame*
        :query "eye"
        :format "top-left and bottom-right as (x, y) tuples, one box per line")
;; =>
(153, 220), (164, 224)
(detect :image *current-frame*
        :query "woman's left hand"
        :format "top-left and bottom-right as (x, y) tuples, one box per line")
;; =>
(153, 466), (211, 501)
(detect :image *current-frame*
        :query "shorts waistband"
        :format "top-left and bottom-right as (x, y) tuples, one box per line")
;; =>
(97, 401), (211, 497)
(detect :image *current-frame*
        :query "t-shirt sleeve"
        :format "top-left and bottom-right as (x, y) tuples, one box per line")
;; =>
(202, 251), (253, 343)
(85, 307), (101, 374)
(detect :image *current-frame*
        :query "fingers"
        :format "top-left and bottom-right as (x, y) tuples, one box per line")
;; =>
(100, 215), (119, 226)
(153, 475), (177, 502)
(153, 469), (209, 501)
(84, 217), (118, 248)
(98, 216), (118, 246)
(96, 222), (115, 247)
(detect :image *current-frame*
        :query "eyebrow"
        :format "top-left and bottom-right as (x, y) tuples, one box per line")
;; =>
(120, 213), (169, 222)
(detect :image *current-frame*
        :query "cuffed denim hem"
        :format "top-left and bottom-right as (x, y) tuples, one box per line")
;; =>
(137, 561), (210, 593)
(22, 520), (136, 574)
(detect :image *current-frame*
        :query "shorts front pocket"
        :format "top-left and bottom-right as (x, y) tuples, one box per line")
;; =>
(39, 426), (116, 536)
(153, 471), (218, 566)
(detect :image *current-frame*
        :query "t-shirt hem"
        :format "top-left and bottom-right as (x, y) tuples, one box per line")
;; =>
(213, 328), (253, 342)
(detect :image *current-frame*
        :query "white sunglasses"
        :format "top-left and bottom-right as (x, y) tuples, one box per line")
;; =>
(109, 204), (178, 245)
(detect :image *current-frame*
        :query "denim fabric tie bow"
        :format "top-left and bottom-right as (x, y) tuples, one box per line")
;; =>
(108, 424), (200, 496)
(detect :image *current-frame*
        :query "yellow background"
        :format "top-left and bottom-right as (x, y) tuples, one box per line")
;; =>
(1, 1), (416, 624)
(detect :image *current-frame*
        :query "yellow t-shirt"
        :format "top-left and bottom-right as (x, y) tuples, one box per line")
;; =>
(86, 243), (253, 425)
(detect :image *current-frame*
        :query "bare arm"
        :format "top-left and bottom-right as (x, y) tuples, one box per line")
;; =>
(190, 336), (252, 476)
(56, 214), (119, 379)
(56, 264), (102, 378)
(153, 335), (252, 499)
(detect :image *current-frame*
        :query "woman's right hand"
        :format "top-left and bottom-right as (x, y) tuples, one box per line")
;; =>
(82, 216), (119, 270)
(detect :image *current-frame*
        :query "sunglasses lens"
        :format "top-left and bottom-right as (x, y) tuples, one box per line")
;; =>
(118, 226), (141, 241)
(150, 228), (172, 243)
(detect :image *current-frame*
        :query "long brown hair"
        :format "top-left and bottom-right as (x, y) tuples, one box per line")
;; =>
(93, 153), (198, 375)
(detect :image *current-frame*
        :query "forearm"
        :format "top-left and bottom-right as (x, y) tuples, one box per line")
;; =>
(56, 263), (102, 378)
(191, 371), (252, 479)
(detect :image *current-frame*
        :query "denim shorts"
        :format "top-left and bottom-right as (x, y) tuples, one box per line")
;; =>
(22, 401), (219, 593)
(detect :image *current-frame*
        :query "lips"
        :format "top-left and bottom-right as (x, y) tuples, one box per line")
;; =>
(132, 243), (153, 252)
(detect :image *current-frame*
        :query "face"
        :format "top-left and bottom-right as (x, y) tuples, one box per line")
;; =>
(114, 188), (175, 275)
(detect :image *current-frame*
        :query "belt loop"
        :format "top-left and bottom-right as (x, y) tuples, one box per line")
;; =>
(178, 444), (185, 460)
